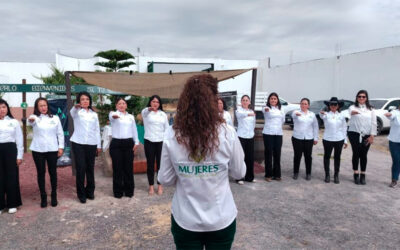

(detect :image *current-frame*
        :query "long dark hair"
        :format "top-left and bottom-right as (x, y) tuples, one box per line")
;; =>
(0, 99), (13, 118)
(300, 97), (310, 105)
(218, 98), (228, 111)
(241, 94), (252, 110)
(33, 97), (53, 117)
(76, 91), (93, 110)
(173, 74), (223, 161)
(355, 90), (372, 110)
(267, 92), (281, 110)
(147, 95), (164, 111)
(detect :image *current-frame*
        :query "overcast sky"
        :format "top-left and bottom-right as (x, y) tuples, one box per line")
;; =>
(1, 0), (399, 66)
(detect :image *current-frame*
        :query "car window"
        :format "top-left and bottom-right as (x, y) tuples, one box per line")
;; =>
(279, 98), (288, 106)
(369, 100), (387, 109)
(385, 100), (400, 110)
(342, 101), (353, 110)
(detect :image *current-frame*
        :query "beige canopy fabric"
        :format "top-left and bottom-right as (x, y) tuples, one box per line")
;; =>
(71, 69), (253, 98)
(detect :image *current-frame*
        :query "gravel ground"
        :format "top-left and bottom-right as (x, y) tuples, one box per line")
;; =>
(0, 127), (399, 249)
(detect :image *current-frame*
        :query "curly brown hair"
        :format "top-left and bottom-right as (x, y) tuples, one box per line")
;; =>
(173, 74), (224, 162)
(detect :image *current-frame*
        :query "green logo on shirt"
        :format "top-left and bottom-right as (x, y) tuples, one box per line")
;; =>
(178, 165), (219, 176)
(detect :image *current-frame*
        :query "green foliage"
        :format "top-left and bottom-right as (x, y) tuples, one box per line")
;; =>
(36, 65), (85, 84)
(94, 49), (135, 72)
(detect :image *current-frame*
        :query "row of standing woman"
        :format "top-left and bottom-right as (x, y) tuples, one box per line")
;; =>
(233, 90), (400, 187)
(0, 92), (169, 213)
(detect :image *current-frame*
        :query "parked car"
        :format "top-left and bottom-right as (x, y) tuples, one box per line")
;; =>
(285, 99), (354, 128)
(369, 98), (400, 134)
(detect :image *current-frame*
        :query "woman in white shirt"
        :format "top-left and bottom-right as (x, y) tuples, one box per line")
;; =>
(291, 98), (319, 181)
(70, 92), (101, 203)
(158, 74), (245, 249)
(384, 105), (400, 188)
(141, 95), (169, 195)
(235, 95), (256, 184)
(319, 97), (348, 184)
(263, 92), (285, 182)
(28, 98), (64, 208)
(218, 98), (233, 126)
(0, 99), (23, 214)
(348, 90), (377, 185)
(109, 97), (139, 198)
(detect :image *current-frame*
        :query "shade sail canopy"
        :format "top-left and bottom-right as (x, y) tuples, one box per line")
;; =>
(71, 68), (253, 98)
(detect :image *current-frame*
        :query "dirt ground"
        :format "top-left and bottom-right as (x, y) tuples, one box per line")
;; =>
(0, 127), (399, 249)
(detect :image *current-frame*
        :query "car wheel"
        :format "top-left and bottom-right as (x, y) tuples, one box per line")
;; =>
(377, 118), (383, 135)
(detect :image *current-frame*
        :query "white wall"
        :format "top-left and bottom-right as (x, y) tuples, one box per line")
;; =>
(0, 62), (53, 107)
(258, 46), (400, 103)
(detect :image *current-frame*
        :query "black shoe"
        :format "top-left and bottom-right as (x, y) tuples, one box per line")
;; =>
(354, 173), (360, 185)
(389, 180), (398, 188)
(360, 174), (366, 185)
(306, 174), (311, 181)
(87, 194), (95, 200)
(325, 174), (330, 183)
(79, 197), (86, 204)
(334, 174), (340, 184)
(293, 173), (299, 180)
(51, 193), (58, 207)
(40, 195), (47, 208)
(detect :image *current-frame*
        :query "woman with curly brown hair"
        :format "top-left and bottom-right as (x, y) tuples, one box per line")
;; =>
(158, 74), (246, 249)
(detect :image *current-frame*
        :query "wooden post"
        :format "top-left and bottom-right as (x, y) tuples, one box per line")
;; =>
(22, 79), (27, 153)
(250, 69), (257, 109)
(65, 71), (76, 175)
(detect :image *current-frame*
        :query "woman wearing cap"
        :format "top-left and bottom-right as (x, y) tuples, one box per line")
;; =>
(141, 95), (169, 195)
(235, 94), (256, 184)
(320, 97), (348, 184)
(158, 74), (245, 249)
(262, 92), (285, 182)
(218, 98), (233, 126)
(0, 99), (23, 214)
(348, 90), (376, 185)
(384, 105), (400, 188)
(109, 97), (139, 198)
(291, 98), (319, 180)
(70, 91), (101, 203)
(28, 97), (64, 207)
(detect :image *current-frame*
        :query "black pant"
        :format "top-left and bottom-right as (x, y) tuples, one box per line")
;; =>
(32, 151), (58, 197)
(109, 138), (134, 197)
(72, 142), (97, 200)
(0, 142), (22, 210)
(322, 140), (344, 175)
(292, 137), (314, 175)
(239, 137), (254, 182)
(348, 131), (371, 172)
(263, 134), (282, 178)
(144, 139), (163, 185)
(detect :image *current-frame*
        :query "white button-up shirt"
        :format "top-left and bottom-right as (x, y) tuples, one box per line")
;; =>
(70, 107), (101, 148)
(262, 106), (285, 135)
(320, 111), (347, 143)
(348, 105), (377, 136)
(109, 111), (139, 145)
(292, 110), (319, 140)
(221, 111), (233, 126)
(236, 107), (255, 138)
(0, 116), (23, 159)
(158, 124), (246, 232)
(388, 110), (400, 143)
(141, 108), (169, 142)
(28, 114), (64, 152)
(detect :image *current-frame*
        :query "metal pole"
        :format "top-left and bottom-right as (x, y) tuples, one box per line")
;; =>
(250, 69), (257, 110)
(22, 79), (27, 153)
(65, 71), (76, 175)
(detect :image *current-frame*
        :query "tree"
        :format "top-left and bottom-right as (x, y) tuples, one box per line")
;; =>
(94, 50), (135, 72)
(93, 49), (147, 126)
(37, 65), (85, 85)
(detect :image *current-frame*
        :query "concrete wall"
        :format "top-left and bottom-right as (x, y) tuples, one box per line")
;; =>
(258, 46), (400, 103)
